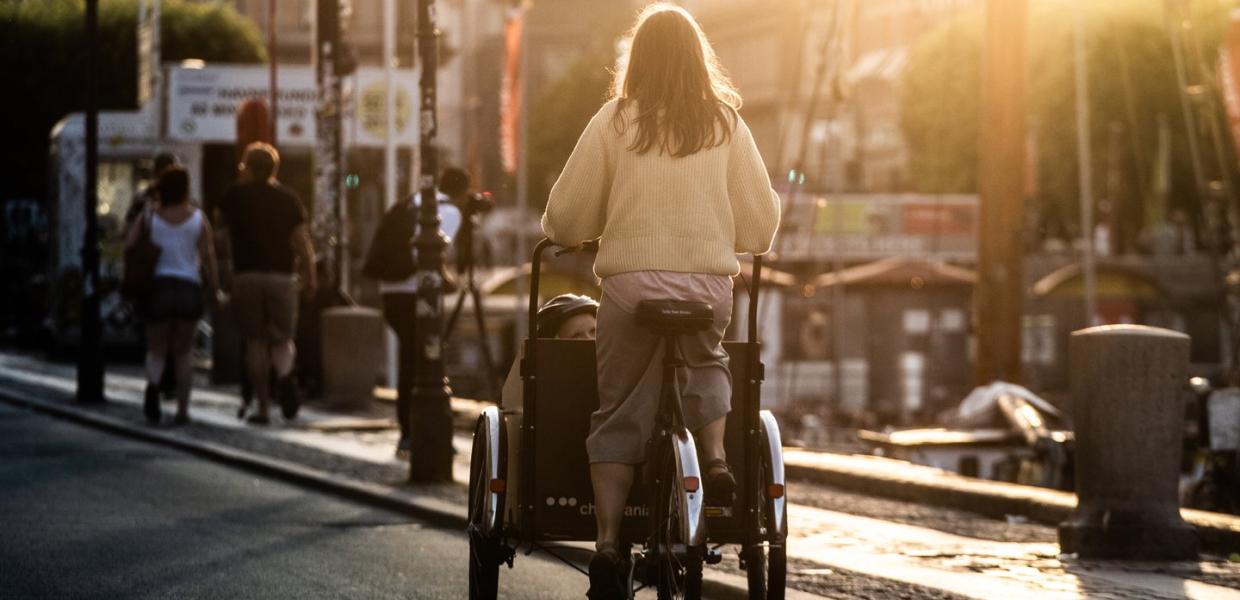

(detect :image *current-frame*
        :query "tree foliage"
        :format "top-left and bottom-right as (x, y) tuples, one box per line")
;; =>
(0, 0), (266, 202)
(900, 0), (1232, 248)
(526, 52), (616, 213)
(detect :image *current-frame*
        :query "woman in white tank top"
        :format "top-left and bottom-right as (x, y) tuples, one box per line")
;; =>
(125, 166), (222, 425)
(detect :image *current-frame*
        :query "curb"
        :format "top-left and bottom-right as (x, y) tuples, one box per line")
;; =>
(0, 385), (790, 600)
(782, 448), (1240, 554)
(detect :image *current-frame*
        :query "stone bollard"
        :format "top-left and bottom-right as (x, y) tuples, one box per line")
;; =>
(1058, 324), (1198, 559)
(320, 306), (385, 410)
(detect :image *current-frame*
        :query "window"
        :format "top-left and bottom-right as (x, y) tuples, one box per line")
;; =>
(901, 352), (925, 412)
(903, 309), (930, 334)
(939, 308), (965, 333)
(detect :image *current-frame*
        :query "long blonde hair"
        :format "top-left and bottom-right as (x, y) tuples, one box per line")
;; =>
(610, 4), (742, 157)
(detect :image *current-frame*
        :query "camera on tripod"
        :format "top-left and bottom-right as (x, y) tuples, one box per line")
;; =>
(462, 191), (494, 217)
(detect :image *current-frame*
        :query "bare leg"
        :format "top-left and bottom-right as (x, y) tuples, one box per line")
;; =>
(270, 339), (296, 379)
(590, 462), (635, 548)
(245, 338), (272, 419)
(144, 323), (170, 384)
(695, 415), (728, 472)
(169, 319), (198, 419)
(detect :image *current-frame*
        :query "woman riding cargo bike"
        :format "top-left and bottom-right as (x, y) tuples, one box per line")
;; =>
(468, 4), (783, 599)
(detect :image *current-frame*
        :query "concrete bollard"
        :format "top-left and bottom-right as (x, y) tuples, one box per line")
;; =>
(1058, 324), (1198, 559)
(321, 306), (385, 410)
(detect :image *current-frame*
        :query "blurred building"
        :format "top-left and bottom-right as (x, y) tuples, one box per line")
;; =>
(690, 0), (978, 193)
(687, 1), (1226, 431)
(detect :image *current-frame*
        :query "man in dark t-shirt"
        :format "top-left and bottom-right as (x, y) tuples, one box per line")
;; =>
(220, 180), (305, 273)
(218, 143), (317, 425)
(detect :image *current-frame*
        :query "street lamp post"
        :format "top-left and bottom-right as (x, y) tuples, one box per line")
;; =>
(409, 0), (454, 482)
(78, 0), (104, 404)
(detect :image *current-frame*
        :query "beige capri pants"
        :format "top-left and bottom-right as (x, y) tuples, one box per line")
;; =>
(587, 272), (734, 464)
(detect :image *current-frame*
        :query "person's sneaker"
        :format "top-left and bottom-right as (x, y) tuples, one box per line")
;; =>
(704, 458), (736, 506)
(143, 383), (162, 425)
(277, 375), (301, 420)
(395, 435), (412, 459)
(587, 545), (628, 600)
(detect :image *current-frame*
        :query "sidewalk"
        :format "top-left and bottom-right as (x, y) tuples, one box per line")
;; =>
(4, 349), (1240, 600)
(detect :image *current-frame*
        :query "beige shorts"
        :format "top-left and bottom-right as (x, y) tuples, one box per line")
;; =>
(232, 272), (298, 342)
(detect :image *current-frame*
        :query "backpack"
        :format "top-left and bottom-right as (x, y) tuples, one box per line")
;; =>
(362, 199), (416, 281)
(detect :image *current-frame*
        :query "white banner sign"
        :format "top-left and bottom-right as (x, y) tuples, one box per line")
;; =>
(167, 65), (417, 148)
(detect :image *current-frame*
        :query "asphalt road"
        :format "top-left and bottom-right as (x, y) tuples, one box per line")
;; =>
(0, 403), (588, 599)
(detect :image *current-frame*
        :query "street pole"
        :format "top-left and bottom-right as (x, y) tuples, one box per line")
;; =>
(513, 7), (529, 345)
(410, 0), (454, 482)
(1073, 1), (1098, 326)
(78, 0), (104, 404)
(269, 0), (278, 145)
(383, 0), (399, 390)
(975, 0), (1027, 385)
(384, 0), (397, 211)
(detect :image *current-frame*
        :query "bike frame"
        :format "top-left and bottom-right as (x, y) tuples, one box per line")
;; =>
(520, 239), (765, 546)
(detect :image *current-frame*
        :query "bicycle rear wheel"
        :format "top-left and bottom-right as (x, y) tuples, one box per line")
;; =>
(741, 534), (786, 600)
(648, 432), (704, 600)
(468, 412), (504, 600)
(744, 411), (787, 600)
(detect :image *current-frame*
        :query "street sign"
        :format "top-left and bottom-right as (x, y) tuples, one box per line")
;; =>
(166, 65), (417, 147)
(777, 194), (978, 261)
(168, 66), (316, 143)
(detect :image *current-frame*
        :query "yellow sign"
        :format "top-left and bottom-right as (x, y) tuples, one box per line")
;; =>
(359, 80), (411, 141)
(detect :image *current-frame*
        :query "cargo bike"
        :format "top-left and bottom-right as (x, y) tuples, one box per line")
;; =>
(467, 239), (788, 599)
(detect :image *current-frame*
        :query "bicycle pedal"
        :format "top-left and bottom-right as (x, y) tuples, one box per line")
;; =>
(704, 548), (723, 565)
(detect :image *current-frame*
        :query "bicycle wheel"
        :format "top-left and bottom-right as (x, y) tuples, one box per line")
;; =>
(468, 413), (503, 600)
(744, 411), (787, 600)
(649, 433), (704, 600)
(741, 524), (786, 600)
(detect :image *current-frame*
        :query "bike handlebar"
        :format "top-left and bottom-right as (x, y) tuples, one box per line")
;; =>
(552, 239), (600, 257)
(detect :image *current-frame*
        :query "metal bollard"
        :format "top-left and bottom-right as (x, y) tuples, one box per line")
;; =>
(321, 306), (385, 410)
(1058, 324), (1198, 559)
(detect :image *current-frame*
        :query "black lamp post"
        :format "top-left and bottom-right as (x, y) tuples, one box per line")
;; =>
(409, 0), (454, 482)
(78, 0), (104, 404)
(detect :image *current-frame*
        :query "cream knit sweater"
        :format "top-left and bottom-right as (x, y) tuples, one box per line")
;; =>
(541, 100), (781, 278)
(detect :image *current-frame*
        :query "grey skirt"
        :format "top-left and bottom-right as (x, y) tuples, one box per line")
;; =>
(587, 282), (733, 464)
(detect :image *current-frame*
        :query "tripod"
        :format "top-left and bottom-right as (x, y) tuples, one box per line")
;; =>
(444, 204), (498, 400)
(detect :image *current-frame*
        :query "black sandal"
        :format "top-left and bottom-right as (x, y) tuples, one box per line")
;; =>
(704, 458), (736, 506)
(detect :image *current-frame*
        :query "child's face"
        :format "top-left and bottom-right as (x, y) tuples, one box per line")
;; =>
(555, 313), (597, 340)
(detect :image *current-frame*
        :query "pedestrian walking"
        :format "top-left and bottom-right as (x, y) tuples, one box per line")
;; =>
(364, 167), (465, 458)
(126, 166), (222, 425)
(126, 152), (181, 400)
(539, 4), (780, 598)
(218, 143), (317, 425)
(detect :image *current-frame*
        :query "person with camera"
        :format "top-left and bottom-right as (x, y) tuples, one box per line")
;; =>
(367, 167), (467, 458)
